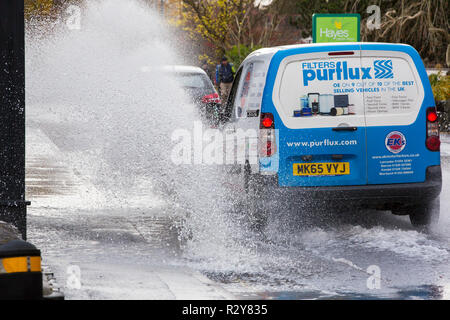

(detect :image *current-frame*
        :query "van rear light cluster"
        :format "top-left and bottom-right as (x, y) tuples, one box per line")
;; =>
(260, 113), (274, 129)
(426, 107), (440, 151)
(260, 113), (276, 157)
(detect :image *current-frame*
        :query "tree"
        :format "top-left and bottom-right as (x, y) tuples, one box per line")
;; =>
(177, 0), (250, 60)
(225, 44), (261, 67)
(25, 0), (55, 19)
(177, 0), (284, 65)
(268, 0), (449, 66)
(358, 0), (449, 67)
(268, 0), (350, 38)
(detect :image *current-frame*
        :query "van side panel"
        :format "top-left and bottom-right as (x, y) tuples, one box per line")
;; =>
(361, 44), (440, 184)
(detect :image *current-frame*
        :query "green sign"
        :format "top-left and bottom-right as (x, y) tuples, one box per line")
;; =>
(312, 14), (360, 43)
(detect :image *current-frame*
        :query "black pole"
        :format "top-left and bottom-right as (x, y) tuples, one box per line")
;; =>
(0, 0), (29, 239)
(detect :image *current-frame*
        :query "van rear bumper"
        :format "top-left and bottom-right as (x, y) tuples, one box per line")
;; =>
(263, 165), (442, 206)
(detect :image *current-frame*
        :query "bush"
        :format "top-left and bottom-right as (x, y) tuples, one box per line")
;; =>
(429, 72), (450, 132)
(429, 72), (450, 101)
(437, 101), (449, 132)
(225, 44), (262, 68)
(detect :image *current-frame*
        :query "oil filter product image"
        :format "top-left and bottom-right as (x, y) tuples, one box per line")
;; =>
(300, 96), (309, 109)
(294, 93), (354, 117)
(334, 95), (349, 108)
(301, 107), (312, 116)
(343, 106), (349, 115)
(330, 107), (345, 116)
(308, 93), (320, 114)
(319, 94), (333, 114)
(348, 104), (356, 114)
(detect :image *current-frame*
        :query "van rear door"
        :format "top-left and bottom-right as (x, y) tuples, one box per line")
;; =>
(360, 46), (439, 184)
(272, 49), (367, 187)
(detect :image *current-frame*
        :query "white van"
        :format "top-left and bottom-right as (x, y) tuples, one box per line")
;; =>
(223, 43), (441, 228)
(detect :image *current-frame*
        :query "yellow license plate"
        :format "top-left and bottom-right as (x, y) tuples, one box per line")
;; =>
(293, 162), (350, 176)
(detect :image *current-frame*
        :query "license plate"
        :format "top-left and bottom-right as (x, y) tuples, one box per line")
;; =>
(293, 162), (350, 176)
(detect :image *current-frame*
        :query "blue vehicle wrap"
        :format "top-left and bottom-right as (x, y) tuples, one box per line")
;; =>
(257, 43), (439, 187)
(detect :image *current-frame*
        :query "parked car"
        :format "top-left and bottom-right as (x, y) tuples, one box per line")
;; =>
(163, 65), (221, 125)
(223, 43), (442, 229)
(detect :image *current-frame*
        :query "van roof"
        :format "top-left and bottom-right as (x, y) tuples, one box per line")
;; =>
(244, 42), (412, 63)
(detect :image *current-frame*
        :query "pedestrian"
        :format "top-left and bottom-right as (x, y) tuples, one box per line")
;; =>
(217, 57), (234, 102)
(215, 62), (221, 95)
(215, 62), (220, 86)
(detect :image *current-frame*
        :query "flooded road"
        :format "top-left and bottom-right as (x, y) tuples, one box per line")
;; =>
(26, 115), (450, 299)
(24, 0), (450, 300)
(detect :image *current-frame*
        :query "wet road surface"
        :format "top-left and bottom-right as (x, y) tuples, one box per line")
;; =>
(26, 110), (450, 300)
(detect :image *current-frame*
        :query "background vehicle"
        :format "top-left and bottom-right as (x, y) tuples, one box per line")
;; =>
(223, 43), (442, 229)
(163, 65), (221, 125)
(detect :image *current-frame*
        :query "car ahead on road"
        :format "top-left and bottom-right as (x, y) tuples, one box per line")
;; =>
(163, 65), (221, 125)
(222, 43), (442, 229)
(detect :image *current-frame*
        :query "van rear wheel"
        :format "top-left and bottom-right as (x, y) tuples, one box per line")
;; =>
(242, 164), (268, 231)
(409, 197), (440, 229)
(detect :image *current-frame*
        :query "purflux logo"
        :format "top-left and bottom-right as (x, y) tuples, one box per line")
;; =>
(302, 60), (394, 86)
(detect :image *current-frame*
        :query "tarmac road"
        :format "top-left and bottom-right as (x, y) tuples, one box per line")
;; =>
(26, 105), (450, 300)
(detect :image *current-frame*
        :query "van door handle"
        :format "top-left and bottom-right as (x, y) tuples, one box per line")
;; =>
(332, 127), (357, 132)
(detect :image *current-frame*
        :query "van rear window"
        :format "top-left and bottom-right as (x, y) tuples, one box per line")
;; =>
(274, 52), (423, 128)
(361, 55), (422, 126)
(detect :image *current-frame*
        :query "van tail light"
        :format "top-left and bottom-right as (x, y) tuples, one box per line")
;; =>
(426, 107), (440, 151)
(260, 113), (274, 129)
(201, 93), (221, 104)
(260, 113), (276, 157)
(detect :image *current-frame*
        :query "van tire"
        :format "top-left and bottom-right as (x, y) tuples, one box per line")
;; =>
(242, 164), (268, 231)
(409, 197), (440, 229)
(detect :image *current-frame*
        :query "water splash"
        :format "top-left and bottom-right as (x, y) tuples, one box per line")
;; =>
(26, 0), (194, 205)
(26, 0), (247, 262)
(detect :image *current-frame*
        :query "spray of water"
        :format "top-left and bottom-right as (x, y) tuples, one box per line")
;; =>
(27, 1), (191, 200)
(26, 0), (255, 271)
